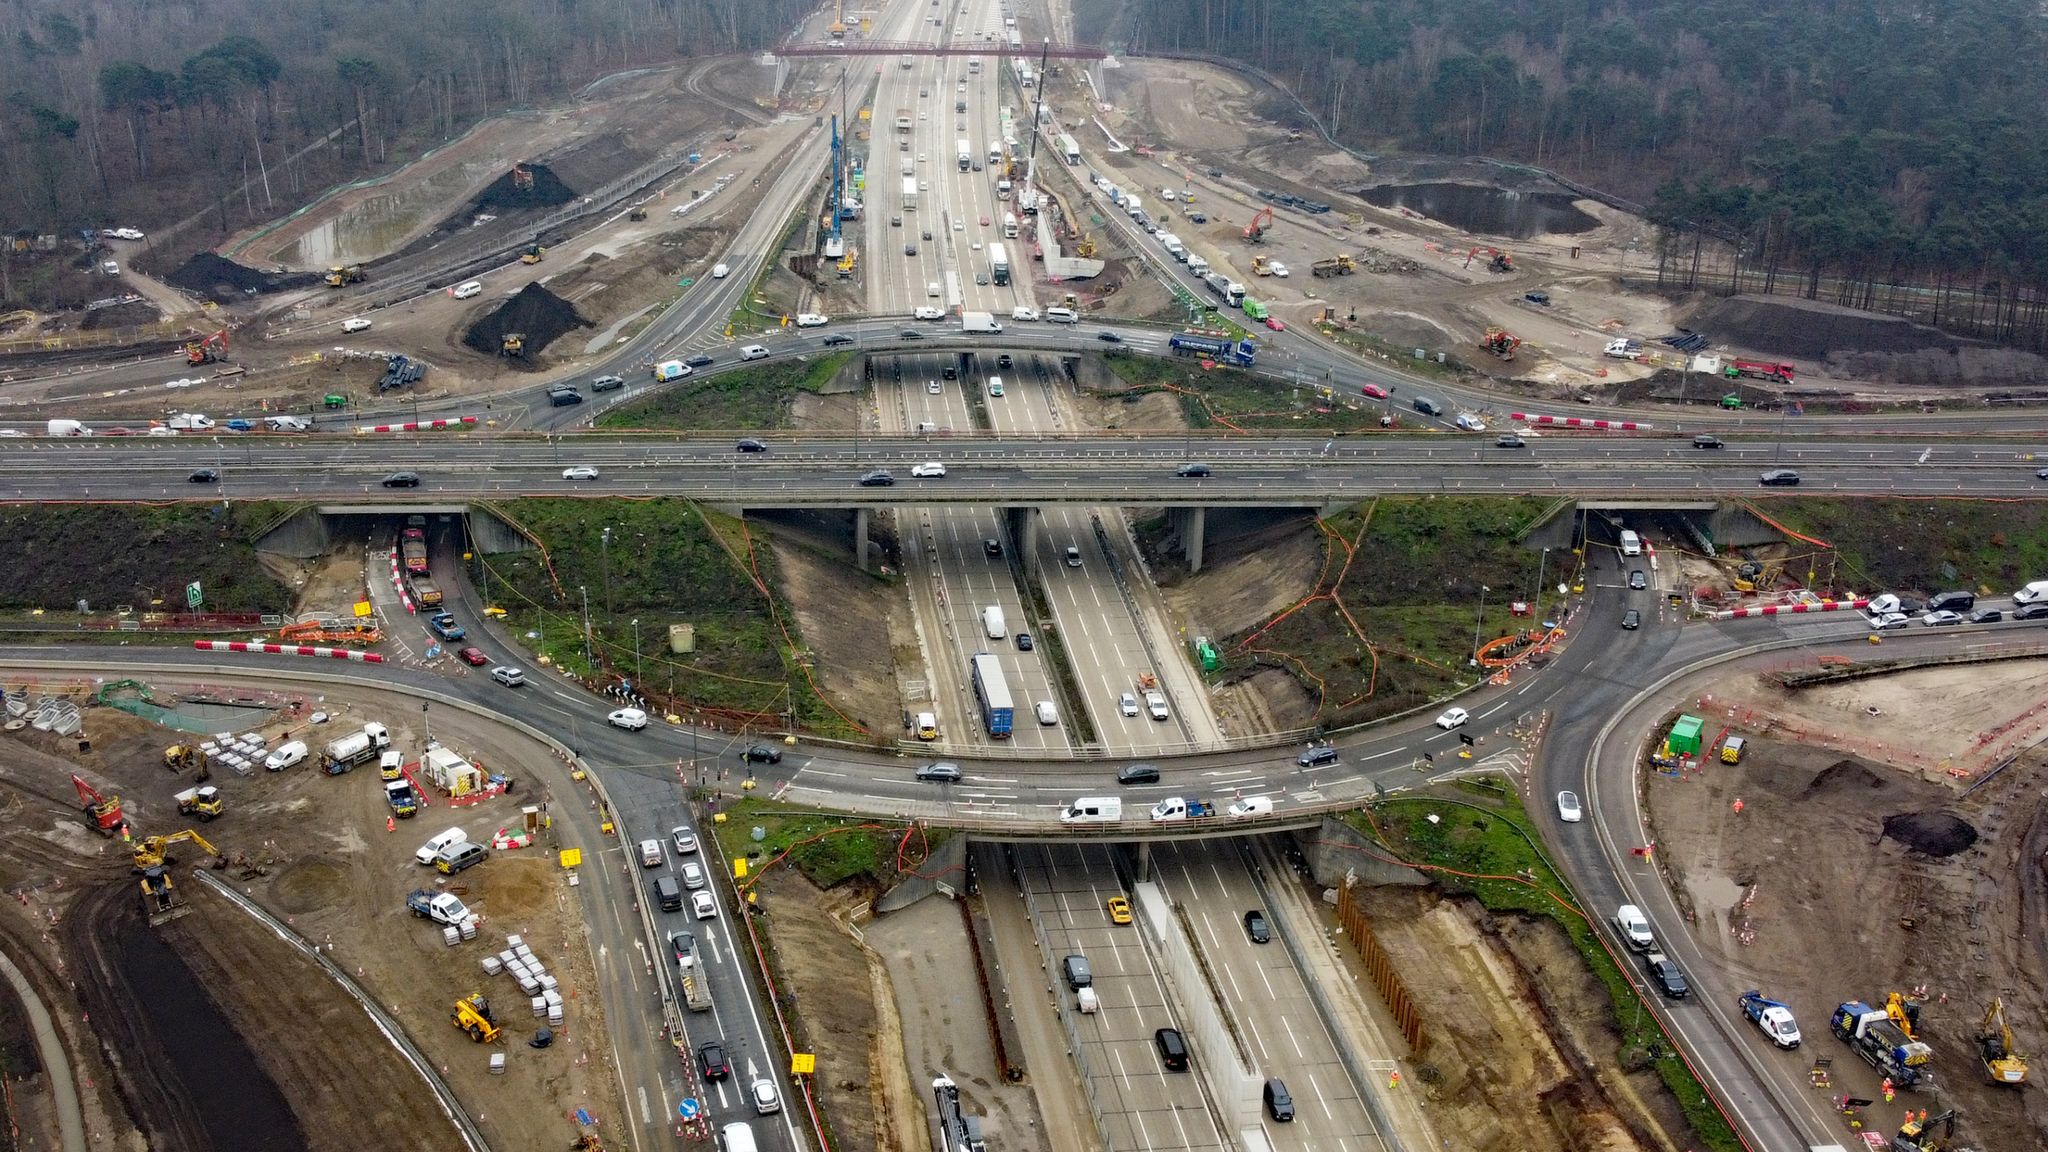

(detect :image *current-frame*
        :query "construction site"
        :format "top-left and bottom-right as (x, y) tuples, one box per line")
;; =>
(1644, 656), (2048, 1142)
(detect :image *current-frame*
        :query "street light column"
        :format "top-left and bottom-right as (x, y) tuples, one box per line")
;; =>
(1470, 584), (1490, 666)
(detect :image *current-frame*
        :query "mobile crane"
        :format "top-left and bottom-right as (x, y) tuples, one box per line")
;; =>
(1979, 998), (2028, 1084)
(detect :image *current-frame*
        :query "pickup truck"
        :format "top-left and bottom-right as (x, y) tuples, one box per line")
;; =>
(1738, 991), (1801, 1048)
(406, 889), (473, 928)
(385, 778), (420, 817)
(428, 613), (466, 641)
(1149, 796), (1215, 822)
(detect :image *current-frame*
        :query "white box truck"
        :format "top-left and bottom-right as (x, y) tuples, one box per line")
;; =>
(961, 311), (1002, 334)
(956, 138), (972, 171)
(901, 175), (919, 211)
(982, 605), (1006, 639)
(45, 419), (90, 437)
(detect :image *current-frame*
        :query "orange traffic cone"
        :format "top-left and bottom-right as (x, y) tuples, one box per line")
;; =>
(387, 815), (396, 832)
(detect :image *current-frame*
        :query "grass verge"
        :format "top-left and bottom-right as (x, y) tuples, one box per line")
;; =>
(708, 796), (950, 890)
(0, 500), (296, 613)
(597, 353), (852, 431)
(1758, 497), (2048, 594)
(1098, 351), (1390, 432)
(1353, 786), (1740, 1152)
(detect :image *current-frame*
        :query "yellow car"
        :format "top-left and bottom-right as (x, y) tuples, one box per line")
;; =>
(1106, 896), (1133, 925)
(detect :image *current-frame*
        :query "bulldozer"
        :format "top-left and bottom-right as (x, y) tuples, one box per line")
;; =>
(1979, 998), (2028, 1084)
(139, 866), (191, 925)
(1243, 207), (1274, 244)
(1480, 327), (1521, 361)
(325, 264), (365, 288)
(165, 743), (212, 779)
(500, 333), (526, 358)
(184, 329), (229, 366)
(132, 829), (224, 871)
(628, 207), (648, 222)
(519, 243), (546, 265)
(1310, 254), (1356, 277)
(454, 993), (502, 1043)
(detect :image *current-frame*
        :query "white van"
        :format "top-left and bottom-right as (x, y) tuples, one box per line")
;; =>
(1613, 904), (1655, 951)
(739, 345), (770, 361)
(1060, 797), (1123, 824)
(1011, 306), (1039, 322)
(1619, 529), (1642, 557)
(2015, 580), (2048, 604)
(795, 313), (830, 328)
(721, 1122), (758, 1152)
(982, 605), (1006, 639)
(451, 281), (483, 299)
(1044, 307), (1078, 324)
(927, 281), (942, 298)
(711, 263), (731, 279)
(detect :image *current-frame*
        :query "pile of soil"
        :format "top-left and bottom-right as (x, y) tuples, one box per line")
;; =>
(80, 301), (159, 330)
(164, 253), (320, 302)
(1881, 810), (1979, 857)
(469, 163), (575, 213)
(1682, 294), (1959, 360)
(461, 282), (592, 360)
(1800, 758), (1890, 798)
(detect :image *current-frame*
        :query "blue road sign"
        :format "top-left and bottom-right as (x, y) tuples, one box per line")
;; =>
(678, 1099), (700, 1121)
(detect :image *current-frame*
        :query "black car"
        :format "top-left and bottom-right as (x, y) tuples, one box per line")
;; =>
(822, 334), (854, 346)
(1622, 609), (1642, 630)
(859, 470), (896, 487)
(996, 354), (1013, 368)
(1175, 462), (1212, 478)
(1263, 1078), (1294, 1122)
(2016, 603), (2048, 620)
(1296, 744), (1338, 767)
(982, 538), (1003, 557)
(899, 330), (925, 340)
(736, 438), (768, 453)
(381, 472), (421, 488)
(187, 469), (219, 483)
(685, 354), (715, 368)
(1243, 910), (1271, 944)
(548, 387), (584, 406)
(1693, 434), (1724, 449)
(1097, 330), (1123, 343)
(941, 365), (957, 380)
(1117, 764), (1160, 785)
(914, 762), (962, 783)
(1643, 953), (1689, 999)
(922, 230), (932, 241)
(697, 1041), (731, 1080)
(1970, 608), (2004, 623)
(1758, 469), (1801, 486)
(741, 743), (783, 764)
(1629, 570), (1647, 590)
(905, 243), (918, 256)
(1015, 632), (1033, 651)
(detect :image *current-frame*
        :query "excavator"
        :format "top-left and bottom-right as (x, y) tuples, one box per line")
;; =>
(73, 774), (126, 837)
(184, 329), (229, 366)
(132, 828), (224, 871)
(1464, 245), (1514, 273)
(454, 993), (502, 1042)
(1731, 561), (1780, 593)
(828, 0), (846, 38)
(511, 163), (534, 191)
(1243, 206), (1274, 244)
(1887, 991), (1925, 1040)
(1979, 998), (2028, 1084)
(164, 742), (212, 779)
(1892, 1109), (1956, 1152)
(1480, 327), (1521, 361)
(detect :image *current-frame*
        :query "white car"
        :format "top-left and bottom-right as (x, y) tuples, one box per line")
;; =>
(795, 313), (830, 328)
(561, 466), (600, 481)
(608, 707), (649, 730)
(341, 318), (372, 333)
(264, 741), (308, 771)
(416, 826), (467, 865)
(1160, 188), (1177, 201)
(1011, 306), (1039, 321)
(750, 1077), (782, 1115)
(691, 890), (718, 919)
(910, 461), (947, 478)
(1227, 796), (1273, 818)
(1920, 609), (1964, 627)
(1119, 692), (1140, 717)
(1036, 700), (1059, 725)
(1434, 707), (1470, 730)
(711, 263), (730, 278)
(681, 861), (706, 889)
(106, 227), (145, 241)
(739, 344), (770, 361)
(926, 380), (942, 394)
(1455, 413), (1487, 432)
(489, 666), (526, 687)
(1556, 791), (1583, 822)
(1869, 612), (1910, 630)
(672, 826), (698, 855)
(971, 241), (982, 251)
(913, 306), (946, 320)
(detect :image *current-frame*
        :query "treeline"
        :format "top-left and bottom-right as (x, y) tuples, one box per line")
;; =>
(1123, 0), (2048, 313)
(0, 0), (807, 239)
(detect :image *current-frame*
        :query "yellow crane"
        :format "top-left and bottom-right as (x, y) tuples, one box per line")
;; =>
(1980, 998), (2028, 1084)
(132, 829), (223, 870)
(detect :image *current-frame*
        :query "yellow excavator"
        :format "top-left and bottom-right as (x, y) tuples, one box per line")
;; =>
(1886, 991), (1924, 1040)
(454, 993), (502, 1042)
(132, 829), (224, 871)
(1980, 998), (2028, 1084)
(164, 743), (212, 780)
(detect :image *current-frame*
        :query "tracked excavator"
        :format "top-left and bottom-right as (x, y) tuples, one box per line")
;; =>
(184, 330), (229, 366)
(132, 828), (225, 871)
(74, 774), (126, 836)
(1243, 207), (1274, 244)
(1480, 327), (1521, 361)
(1979, 998), (2028, 1084)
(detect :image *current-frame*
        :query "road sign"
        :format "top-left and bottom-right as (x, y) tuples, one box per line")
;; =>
(558, 848), (583, 868)
(678, 1098), (699, 1120)
(790, 1053), (816, 1075)
(186, 581), (203, 609)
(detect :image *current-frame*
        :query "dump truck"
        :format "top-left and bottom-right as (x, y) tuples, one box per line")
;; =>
(325, 264), (364, 288)
(1832, 1001), (1933, 1086)
(400, 527), (429, 575)
(1149, 796), (1216, 822)
(1739, 991), (1802, 1048)
(1311, 254), (1356, 277)
(406, 888), (474, 928)
(408, 574), (443, 608)
(174, 785), (225, 822)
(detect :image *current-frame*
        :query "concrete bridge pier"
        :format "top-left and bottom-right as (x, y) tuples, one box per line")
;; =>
(1005, 507), (1041, 573)
(1133, 840), (1153, 883)
(1168, 505), (1207, 572)
(855, 507), (872, 572)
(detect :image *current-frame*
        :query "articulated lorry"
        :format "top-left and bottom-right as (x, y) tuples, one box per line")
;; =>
(1168, 332), (1256, 367)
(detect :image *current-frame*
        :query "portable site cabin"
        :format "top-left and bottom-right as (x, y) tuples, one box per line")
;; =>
(1667, 715), (1705, 757)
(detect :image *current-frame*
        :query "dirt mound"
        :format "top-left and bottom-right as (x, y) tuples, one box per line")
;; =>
(80, 301), (159, 330)
(1799, 758), (1889, 798)
(1881, 810), (1978, 857)
(164, 252), (321, 302)
(461, 282), (592, 361)
(469, 162), (575, 213)
(1683, 294), (1959, 360)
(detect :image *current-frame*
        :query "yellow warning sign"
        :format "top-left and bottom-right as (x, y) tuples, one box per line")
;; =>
(559, 848), (583, 868)
(790, 1053), (816, 1076)
(352, 600), (374, 618)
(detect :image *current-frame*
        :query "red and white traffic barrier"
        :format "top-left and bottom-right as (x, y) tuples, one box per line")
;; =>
(1713, 598), (1868, 620)
(193, 640), (385, 662)
(354, 416), (478, 434)
(1510, 412), (1651, 431)
(388, 549), (415, 614)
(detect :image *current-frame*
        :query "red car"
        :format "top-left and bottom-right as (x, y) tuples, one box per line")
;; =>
(979, 214), (990, 226)
(457, 646), (489, 666)
(1264, 317), (1286, 331)
(1361, 383), (1389, 399)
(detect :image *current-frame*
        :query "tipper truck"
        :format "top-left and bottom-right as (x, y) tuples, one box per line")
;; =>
(400, 528), (428, 575)
(1831, 1001), (1933, 1086)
